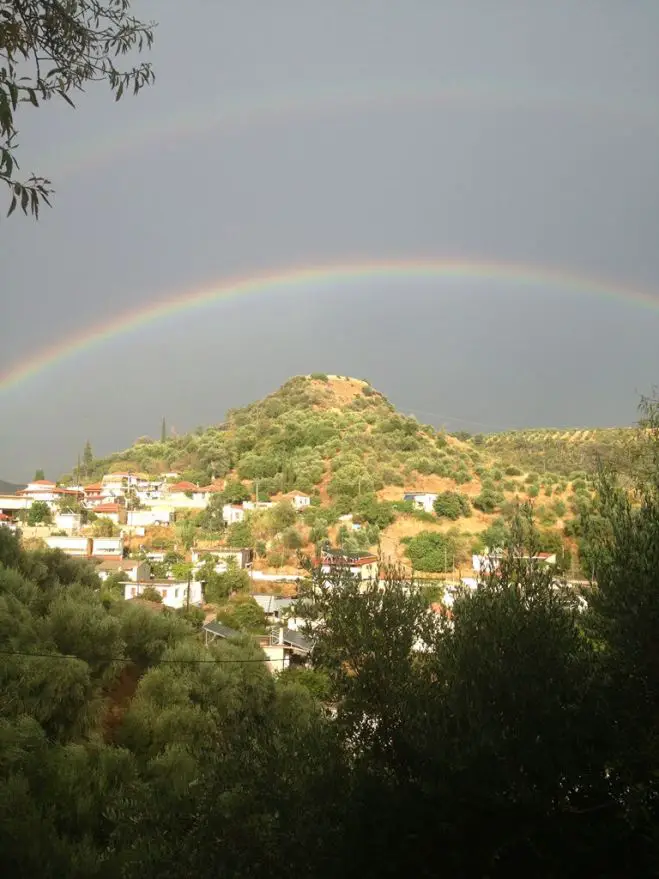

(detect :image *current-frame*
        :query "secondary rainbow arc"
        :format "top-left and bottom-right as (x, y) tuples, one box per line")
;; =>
(49, 79), (659, 180)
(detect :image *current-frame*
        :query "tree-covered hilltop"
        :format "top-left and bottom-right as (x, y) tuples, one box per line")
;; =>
(75, 374), (483, 495)
(3, 401), (659, 875)
(63, 375), (631, 576)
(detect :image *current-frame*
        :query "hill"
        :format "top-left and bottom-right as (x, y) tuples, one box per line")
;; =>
(0, 478), (26, 494)
(81, 374), (481, 494)
(70, 375), (611, 575)
(472, 426), (637, 477)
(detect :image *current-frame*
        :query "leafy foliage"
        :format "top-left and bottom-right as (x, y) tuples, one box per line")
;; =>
(4, 418), (659, 876)
(26, 500), (52, 525)
(215, 595), (267, 633)
(1, 0), (155, 217)
(403, 530), (458, 572)
(433, 490), (471, 519)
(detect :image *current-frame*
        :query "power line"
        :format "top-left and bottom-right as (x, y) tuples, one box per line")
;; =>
(0, 649), (276, 665)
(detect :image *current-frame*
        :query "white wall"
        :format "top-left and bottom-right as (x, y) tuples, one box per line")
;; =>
(0, 495), (32, 512)
(126, 509), (172, 527)
(222, 504), (245, 524)
(45, 536), (124, 557)
(45, 536), (89, 555)
(251, 570), (304, 582)
(262, 644), (290, 673)
(54, 513), (82, 533)
(414, 494), (437, 513)
(166, 492), (208, 510)
(125, 580), (203, 609)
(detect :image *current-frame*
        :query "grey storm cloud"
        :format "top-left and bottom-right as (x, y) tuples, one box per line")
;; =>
(2, 0), (659, 479)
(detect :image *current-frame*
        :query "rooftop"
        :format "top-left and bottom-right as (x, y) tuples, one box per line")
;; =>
(168, 481), (200, 492)
(203, 620), (242, 640)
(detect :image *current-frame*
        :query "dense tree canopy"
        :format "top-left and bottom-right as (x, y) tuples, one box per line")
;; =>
(6, 390), (659, 875)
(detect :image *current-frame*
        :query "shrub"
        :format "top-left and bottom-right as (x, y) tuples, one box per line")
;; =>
(277, 666), (332, 700)
(310, 372), (329, 382)
(505, 465), (522, 476)
(269, 501), (297, 533)
(527, 484), (540, 498)
(537, 506), (557, 527)
(473, 488), (504, 513)
(282, 527), (304, 550)
(27, 500), (52, 526)
(216, 595), (266, 633)
(433, 491), (471, 520)
(381, 467), (404, 486)
(525, 472), (539, 484)
(267, 551), (288, 569)
(354, 495), (396, 529)
(404, 530), (457, 572)
(140, 586), (163, 603)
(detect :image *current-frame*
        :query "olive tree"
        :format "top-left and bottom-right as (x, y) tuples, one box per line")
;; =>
(1, 0), (156, 217)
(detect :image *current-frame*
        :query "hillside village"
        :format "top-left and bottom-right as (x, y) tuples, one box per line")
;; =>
(0, 374), (615, 660)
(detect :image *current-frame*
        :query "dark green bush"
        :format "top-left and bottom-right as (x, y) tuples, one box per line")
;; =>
(433, 491), (471, 520)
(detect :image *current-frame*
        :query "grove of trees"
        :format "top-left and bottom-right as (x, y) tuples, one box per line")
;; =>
(1, 399), (659, 875)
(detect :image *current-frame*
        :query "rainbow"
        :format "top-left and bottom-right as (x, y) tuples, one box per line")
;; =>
(50, 79), (659, 180)
(2, 258), (658, 394)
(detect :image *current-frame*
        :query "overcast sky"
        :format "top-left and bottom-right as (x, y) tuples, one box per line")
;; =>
(2, 0), (659, 480)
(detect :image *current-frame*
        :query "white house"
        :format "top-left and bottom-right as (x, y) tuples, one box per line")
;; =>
(124, 579), (203, 609)
(222, 504), (246, 525)
(251, 594), (294, 621)
(91, 503), (123, 525)
(96, 558), (151, 582)
(45, 535), (124, 558)
(18, 480), (83, 509)
(319, 550), (379, 588)
(242, 501), (274, 512)
(126, 508), (173, 528)
(101, 473), (130, 497)
(403, 491), (438, 514)
(164, 481), (209, 509)
(0, 494), (32, 514)
(19, 479), (59, 501)
(202, 622), (310, 674)
(472, 551), (557, 574)
(53, 512), (82, 533)
(192, 546), (254, 572)
(280, 490), (311, 510)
